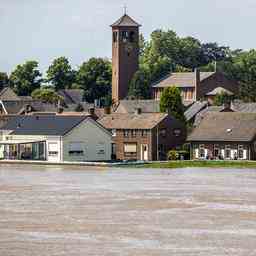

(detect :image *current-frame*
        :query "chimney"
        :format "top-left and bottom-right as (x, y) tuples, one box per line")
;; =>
(104, 106), (111, 115)
(135, 107), (142, 115)
(223, 101), (231, 110)
(194, 68), (200, 101)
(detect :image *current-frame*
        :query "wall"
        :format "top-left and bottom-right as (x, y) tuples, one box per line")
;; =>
(191, 142), (252, 160)
(62, 119), (112, 162)
(196, 72), (239, 100)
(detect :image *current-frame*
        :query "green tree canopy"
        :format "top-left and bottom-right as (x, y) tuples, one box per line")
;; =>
(9, 61), (42, 96)
(213, 92), (234, 106)
(160, 86), (185, 123)
(0, 72), (9, 90)
(128, 68), (151, 99)
(76, 58), (112, 104)
(46, 57), (76, 90)
(31, 88), (64, 104)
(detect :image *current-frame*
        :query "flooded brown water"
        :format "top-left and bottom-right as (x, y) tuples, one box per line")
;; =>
(0, 164), (256, 256)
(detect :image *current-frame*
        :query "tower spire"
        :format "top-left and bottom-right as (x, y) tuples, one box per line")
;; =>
(124, 4), (127, 15)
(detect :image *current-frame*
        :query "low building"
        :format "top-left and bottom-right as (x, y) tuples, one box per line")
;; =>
(99, 110), (186, 161)
(152, 70), (239, 106)
(187, 112), (256, 160)
(0, 115), (112, 162)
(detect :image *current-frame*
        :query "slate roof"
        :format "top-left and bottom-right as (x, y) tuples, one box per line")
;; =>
(184, 101), (208, 122)
(231, 101), (256, 113)
(194, 105), (232, 127)
(187, 112), (256, 142)
(152, 72), (214, 88)
(206, 87), (234, 96)
(1, 115), (88, 136)
(115, 100), (160, 113)
(58, 89), (84, 105)
(111, 14), (140, 27)
(0, 87), (20, 101)
(99, 112), (168, 129)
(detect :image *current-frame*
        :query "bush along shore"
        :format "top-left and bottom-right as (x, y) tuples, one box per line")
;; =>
(137, 160), (256, 169)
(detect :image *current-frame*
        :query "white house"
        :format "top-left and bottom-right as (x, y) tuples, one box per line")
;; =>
(0, 115), (112, 163)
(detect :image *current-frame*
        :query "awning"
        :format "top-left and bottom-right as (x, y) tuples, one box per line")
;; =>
(0, 140), (46, 145)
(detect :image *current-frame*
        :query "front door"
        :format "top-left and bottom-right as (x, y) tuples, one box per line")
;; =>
(141, 144), (148, 161)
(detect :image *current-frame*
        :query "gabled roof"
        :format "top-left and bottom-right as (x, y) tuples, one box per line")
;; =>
(152, 72), (215, 88)
(184, 101), (208, 122)
(206, 87), (234, 96)
(193, 105), (232, 127)
(99, 112), (168, 130)
(58, 89), (84, 105)
(111, 14), (141, 27)
(0, 87), (20, 101)
(115, 100), (160, 113)
(1, 115), (89, 136)
(188, 112), (256, 142)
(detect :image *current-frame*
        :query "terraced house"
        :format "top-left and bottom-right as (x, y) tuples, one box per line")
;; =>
(99, 110), (186, 161)
(187, 112), (256, 160)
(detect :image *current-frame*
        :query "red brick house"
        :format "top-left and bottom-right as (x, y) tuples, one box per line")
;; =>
(187, 112), (256, 160)
(99, 111), (186, 161)
(152, 70), (239, 106)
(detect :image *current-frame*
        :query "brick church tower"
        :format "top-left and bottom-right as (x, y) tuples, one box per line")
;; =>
(111, 13), (141, 105)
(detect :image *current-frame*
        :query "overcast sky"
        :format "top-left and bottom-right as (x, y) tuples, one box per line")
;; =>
(1, 0), (256, 74)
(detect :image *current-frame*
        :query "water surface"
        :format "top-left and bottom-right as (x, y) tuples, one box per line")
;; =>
(0, 165), (256, 256)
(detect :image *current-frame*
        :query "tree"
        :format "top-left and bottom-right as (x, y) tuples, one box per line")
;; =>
(76, 58), (112, 104)
(160, 86), (185, 123)
(0, 72), (9, 90)
(46, 57), (76, 90)
(213, 92), (234, 106)
(31, 88), (64, 104)
(128, 68), (151, 99)
(9, 61), (42, 96)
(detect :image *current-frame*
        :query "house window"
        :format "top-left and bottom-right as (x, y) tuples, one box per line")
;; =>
(141, 130), (148, 137)
(69, 142), (84, 156)
(112, 129), (117, 137)
(131, 130), (136, 137)
(113, 31), (118, 42)
(124, 130), (129, 137)
(199, 144), (205, 158)
(124, 143), (137, 157)
(48, 142), (59, 156)
(225, 145), (231, 159)
(160, 128), (167, 137)
(214, 144), (220, 158)
(96, 143), (106, 155)
(173, 129), (181, 137)
(121, 31), (129, 42)
(238, 145), (244, 159)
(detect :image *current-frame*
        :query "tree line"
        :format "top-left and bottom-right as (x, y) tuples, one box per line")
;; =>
(1, 28), (256, 104)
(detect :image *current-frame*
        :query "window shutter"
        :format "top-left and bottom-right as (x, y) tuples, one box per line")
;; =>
(195, 149), (199, 159)
(243, 150), (247, 160)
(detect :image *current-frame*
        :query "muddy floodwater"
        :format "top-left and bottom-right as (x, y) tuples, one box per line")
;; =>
(1, 165), (256, 256)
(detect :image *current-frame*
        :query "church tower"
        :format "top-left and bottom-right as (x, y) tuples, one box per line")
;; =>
(111, 13), (141, 105)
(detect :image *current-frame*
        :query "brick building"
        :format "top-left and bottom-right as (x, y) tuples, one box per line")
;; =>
(152, 70), (239, 106)
(111, 14), (140, 105)
(187, 112), (256, 160)
(99, 110), (186, 161)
